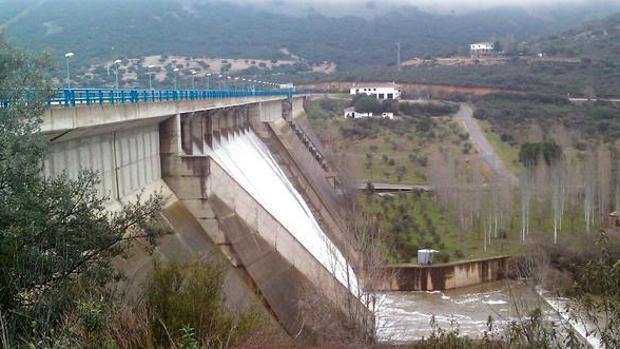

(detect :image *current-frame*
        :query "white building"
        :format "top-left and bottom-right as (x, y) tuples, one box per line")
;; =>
(344, 107), (394, 120)
(350, 83), (401, 100)
(470, 42), (495, 58)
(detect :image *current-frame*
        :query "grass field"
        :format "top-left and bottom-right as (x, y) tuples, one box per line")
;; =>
(360, 192), (528, 264)
(307, 99), (470, 185)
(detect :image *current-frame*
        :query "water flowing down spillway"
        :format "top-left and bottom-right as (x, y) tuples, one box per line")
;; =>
(207, 129), (359, 294)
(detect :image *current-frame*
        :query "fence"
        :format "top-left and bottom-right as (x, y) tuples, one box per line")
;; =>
(46, 88), (296, 107)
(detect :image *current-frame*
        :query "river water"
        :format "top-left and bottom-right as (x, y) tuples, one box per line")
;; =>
(374, 281), (550, 343)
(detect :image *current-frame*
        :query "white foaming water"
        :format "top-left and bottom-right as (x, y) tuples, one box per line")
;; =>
(207, 130), (359, 294)
(374, 282), (549, 343)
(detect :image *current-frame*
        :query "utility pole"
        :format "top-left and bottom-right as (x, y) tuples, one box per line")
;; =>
(396, 42), (401, 71)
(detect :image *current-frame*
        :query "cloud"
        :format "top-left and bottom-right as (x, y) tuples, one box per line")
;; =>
(229, 0), (619, 12)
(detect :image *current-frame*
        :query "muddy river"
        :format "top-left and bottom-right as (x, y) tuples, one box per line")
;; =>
(374, 281), (551, 343)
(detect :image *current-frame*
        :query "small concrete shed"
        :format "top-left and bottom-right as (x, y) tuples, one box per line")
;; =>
(417, 249), (439, 265)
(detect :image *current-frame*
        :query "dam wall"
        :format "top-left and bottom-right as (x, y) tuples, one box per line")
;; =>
(380, 256), (509, 291)
(208, 159), (370, 336)
(44, 122), (162, 204)
(41, 95), (373, 340)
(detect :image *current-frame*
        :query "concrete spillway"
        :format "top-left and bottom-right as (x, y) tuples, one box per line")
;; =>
(207, 129), (360, 294)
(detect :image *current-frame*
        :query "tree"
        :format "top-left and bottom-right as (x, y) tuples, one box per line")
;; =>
(353, 95), (383, 114)
(584, 148), (597, 233)
(0, 35), (164, 338)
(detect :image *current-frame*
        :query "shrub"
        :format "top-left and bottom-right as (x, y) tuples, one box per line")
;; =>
(144, 257), (260, 347)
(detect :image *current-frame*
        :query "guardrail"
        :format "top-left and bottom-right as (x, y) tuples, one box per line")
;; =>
(47, 88), (296, 107)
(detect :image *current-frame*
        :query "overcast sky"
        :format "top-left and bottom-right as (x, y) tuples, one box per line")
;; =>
(230, 0), (619, 12)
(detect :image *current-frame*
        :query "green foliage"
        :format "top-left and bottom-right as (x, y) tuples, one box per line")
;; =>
(474, 93), (620, 142)
(363, 193), (462, 263)
(144, 257), (260, 348)
(518, 141), (563, 168)
(570, 233), (620, 348)
(0, 34), (165, 341)
(353, 95), (383, 114)
(399, 101), (459, 117)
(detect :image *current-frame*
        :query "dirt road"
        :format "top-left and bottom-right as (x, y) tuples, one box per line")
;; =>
(456, 104), (518, 185)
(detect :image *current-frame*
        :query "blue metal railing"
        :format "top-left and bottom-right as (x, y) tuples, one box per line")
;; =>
(44, 88), (296, 108)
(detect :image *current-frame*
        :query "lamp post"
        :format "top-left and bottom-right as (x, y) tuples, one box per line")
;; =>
(191, 70), (197, 89)
(206, 73), (212, 89)
(64, 52), (74, 89)
(147, 64), (155, 90)
(173, 68), (179, 90)
(113, 59), (122, 89)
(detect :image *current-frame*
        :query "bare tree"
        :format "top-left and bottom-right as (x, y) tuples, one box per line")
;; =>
(584, 148), (597, 234)
(551, 161), (564, 244)
(615, 152), (620, 212)
(596, 145), (612, 225)
(519, 172), (532, 241)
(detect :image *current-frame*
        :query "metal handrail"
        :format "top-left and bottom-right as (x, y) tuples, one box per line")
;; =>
(43, 88), (296, 108)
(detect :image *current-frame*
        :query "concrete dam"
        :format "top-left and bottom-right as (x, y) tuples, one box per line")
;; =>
(41, 93), (372, 341)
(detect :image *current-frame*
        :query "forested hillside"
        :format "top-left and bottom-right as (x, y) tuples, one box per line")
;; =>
(294, 12), (620, 96)
(0, 0), (616, 69)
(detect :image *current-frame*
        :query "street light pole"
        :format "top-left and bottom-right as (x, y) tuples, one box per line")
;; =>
(191, 70), (196, 89)
(64, 52), (74, 89)
(206, 73), (211, 89)
(173, 68), (179, 90)
(113, 59), (122, 89)
(147, 64), (155, 90)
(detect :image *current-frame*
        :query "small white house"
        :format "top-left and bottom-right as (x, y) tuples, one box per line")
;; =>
(470, 42), (495, 58)
(344, 107), (394, 120)
(350, 83), (401, 100)
(344, 107), (371, 119)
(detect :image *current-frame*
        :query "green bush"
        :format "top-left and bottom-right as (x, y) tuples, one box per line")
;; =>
(144, 257), (260, 347)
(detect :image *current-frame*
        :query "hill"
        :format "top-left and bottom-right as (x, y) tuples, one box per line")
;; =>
(1, 0), (618, 71)
(297, 12), (620, 97)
